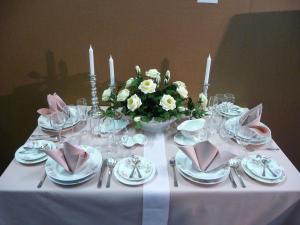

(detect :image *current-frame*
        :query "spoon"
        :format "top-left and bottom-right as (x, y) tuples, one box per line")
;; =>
(229, 159), (246, 188)
(106, 158), (116, 188)
(129, 155), (142, 179)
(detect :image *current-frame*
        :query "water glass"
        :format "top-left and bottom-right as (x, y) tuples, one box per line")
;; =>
(49, 111), (67, 143)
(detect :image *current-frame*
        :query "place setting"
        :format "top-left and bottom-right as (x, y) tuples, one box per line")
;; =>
(174, 141), (237, 186)
(221, 104), (273, 148)
(15, 140), (56, 165)
(42, 141), (102, 186)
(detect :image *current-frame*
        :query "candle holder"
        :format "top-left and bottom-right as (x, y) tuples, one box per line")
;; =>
(202, 83), (210, 97)
(89, 73), (104, 117)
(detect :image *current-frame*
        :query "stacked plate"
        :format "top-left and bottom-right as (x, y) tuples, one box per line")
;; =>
(15, 140), (56, 164)
(224, 117), (271, 146)
(175, 150), (230, 185)
(241, 154), (285, 184)
(38, 107), (80, 132)
(113, 156), (156, 186)
(94, 118), (129, 134)
(45, 145), (102, 186)
(216, 103), (244, 118)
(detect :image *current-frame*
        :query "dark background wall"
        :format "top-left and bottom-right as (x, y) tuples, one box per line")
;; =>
(0, 0), (299, 174)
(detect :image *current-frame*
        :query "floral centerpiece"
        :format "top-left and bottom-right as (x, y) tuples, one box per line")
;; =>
(101, 65), (207, 131)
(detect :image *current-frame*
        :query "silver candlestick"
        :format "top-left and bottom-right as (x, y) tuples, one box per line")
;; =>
(203, 83), (210, 97)
(89, 73), (103, 117)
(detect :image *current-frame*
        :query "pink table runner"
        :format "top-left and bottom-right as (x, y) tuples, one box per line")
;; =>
(0, 123), (300, 225)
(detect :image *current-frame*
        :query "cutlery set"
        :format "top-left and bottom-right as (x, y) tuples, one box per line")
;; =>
(97, 158), (117, 188)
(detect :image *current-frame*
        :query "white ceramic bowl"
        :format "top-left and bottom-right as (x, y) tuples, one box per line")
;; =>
(177, 118), (206, 137)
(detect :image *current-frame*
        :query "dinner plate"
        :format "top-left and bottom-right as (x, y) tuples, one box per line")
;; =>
(38, 107), (80, 131)
(48, 172), (96, 186)
(173, 133), (196, 146)
(178, 168), (229, 185)
(114, 159), (156, 186)
(116, 156), (154, 181)
(224, 117), (271, 145)
(241, 156), (286, 184)
(45, 145), (102, 182)
(175, 150), (230, 183)
(216, 104), (243, 117)
(15, 140), (56, 165)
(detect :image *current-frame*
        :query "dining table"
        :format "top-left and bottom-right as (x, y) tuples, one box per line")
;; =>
(0, 117), (300, 225)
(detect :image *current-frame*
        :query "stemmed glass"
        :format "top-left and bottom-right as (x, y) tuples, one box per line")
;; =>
(224, 93), (235, 113)
(76, 98), (88, 122)
(49, 111), (67, 143)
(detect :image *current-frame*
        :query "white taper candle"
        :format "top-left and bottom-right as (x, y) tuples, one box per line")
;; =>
(204, 54), (211, 85)
(89, 45), (95, 75)
(109, 55), (115, 86)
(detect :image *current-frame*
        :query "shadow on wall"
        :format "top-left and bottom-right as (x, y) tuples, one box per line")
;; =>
(210, 11), (300, 169)
(0, 50), (94, 174)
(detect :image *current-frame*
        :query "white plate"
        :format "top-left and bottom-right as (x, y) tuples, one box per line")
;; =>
(241, 157), (286, 184)
(224, 117), (271, 145)
(245, 154), (283, 180)
(216, 104), (243, 117)
(116, 156), (154, 181)
(114, 159), (156, 186)
(174, 133), (196, 146)
(178, 168), (228, 185)
(48, 173), (96, 186)
(45, 145), (102, 182)
(175, 150), (230, 182)
(15, 140), (56, 165)
(38, 107), (80, 131)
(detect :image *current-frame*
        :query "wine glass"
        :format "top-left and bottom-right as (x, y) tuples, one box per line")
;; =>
(49, 111), (67, 143)
(76, 98), (88, 122)
(224, 93), (235, 113)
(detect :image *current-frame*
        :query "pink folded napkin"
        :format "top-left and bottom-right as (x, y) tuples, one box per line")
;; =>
(37, 93), (67, 116)
(42, 142), (89, 173)
(239, 104), (270, 137)
(239, 104), (262, 127)
(178, 141), (236, 171)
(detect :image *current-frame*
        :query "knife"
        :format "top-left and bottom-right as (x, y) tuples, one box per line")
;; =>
(97, 159), (107, 188)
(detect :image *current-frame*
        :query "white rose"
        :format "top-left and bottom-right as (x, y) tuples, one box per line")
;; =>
(146, 69), (161, 84)
(173, 81), (186, 88)
(178, 106), (187, 112)
(102, 88), (112, 101)
(117, 89), (130, 102)
(134, 116), (141, 122)
(138, 79), (157, 94)
(135, 65), (141, 75)
(160, 94), (176, 111)
(176, 86), (188, 99)
(127, 94), (142, 112)
(199, 93), (208, 109)
(125, 77), (135, 88)
(164, 70), (171, 84)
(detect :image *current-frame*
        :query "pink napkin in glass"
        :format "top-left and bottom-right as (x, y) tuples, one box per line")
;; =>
(178, 141), (237, 171)
(37, 93), (67, 116)
(239, 104), (270, 137)
(42, 142), (89, 173)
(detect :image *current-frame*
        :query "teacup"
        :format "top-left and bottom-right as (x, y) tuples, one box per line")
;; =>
(177, 119), (206, 140)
